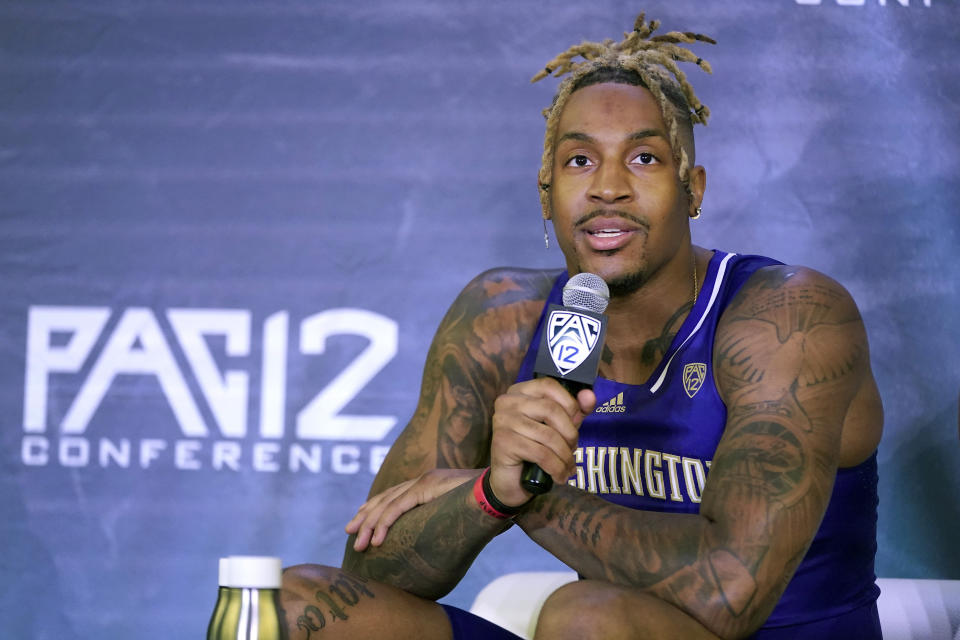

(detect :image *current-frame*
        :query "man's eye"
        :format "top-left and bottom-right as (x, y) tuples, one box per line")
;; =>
(566, 155), (593, 168)
(632, 152), (657, 165)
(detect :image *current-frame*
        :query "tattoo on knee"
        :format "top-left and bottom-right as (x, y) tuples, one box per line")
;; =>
(295, 573), (375, 637)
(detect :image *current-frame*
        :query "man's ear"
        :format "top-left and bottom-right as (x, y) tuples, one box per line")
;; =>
(687, 165), (706, 215)
(540, 176), (552, 221)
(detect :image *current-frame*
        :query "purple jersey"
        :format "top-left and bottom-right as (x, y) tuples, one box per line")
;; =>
(515, 250), (880, 636)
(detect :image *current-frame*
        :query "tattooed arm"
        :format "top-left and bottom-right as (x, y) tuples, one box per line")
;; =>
(341, 267), (559, 599)
(516, 266), (882, 639)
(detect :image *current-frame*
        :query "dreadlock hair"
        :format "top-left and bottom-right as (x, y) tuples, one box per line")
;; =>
(532, 12), (715, 219)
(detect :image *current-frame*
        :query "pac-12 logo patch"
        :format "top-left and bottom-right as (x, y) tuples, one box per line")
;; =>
(547, 310), (602, 376)
(682, 362), (707, 398)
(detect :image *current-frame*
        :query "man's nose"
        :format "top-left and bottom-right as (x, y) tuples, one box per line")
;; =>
(587, 162), (633, 204)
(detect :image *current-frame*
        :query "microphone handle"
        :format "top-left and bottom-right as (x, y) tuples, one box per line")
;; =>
(520, 377), (591, 495)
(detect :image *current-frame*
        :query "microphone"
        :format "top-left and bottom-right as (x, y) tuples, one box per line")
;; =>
(521, 272), (610, 495)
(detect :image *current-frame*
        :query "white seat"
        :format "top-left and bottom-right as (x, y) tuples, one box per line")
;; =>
(469, 571), (577, 639)
(877, 578), (960, 640)
(469, 572), (960, 640)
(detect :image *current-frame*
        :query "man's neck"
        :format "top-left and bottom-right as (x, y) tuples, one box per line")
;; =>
(596, 246), (706, 385)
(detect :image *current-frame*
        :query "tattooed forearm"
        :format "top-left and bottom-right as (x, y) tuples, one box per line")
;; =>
(519, 485), (698, 588)
(519, 467), (812, 637)
(344, 479), (510, 600)
(339, 269), (557, 601)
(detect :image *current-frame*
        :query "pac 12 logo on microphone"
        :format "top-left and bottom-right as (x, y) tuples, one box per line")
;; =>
(547, 310), (602, 376)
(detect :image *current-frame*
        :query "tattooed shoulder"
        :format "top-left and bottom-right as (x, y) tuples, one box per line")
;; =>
(458, 267), (560, 315)
(410, 267), (561, 471)
(435, 267), (559, 376)
(720, 265), (861, 331)
(713, 264), (869, 424)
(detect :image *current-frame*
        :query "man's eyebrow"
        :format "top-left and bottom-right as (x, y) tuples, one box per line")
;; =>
(556, 129), (668, 145)
(627, 128), (668, 141)
(556, 132), (595, 145)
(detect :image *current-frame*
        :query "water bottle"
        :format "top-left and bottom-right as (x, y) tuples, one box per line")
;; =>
(205, 558), (231, 639)
(208, 556), (285, 640)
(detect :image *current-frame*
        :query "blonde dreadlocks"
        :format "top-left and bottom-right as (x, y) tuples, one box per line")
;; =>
(533, 12), (715, 218)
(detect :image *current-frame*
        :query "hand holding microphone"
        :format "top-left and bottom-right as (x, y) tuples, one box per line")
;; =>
(520, 273), (609, 495)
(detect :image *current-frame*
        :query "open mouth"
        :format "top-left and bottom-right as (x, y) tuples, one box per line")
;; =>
(583, 225), (636, 251)
(589, 228), (628, 238)
(574, 211), (648, 252)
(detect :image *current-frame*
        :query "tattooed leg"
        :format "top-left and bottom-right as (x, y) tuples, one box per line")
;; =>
(281, 564), (453, 640)
(534, 580), (721, 640)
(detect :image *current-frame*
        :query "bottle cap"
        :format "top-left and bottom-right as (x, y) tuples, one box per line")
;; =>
(218, 557), (229, 586)
(225, 556), (282, 589)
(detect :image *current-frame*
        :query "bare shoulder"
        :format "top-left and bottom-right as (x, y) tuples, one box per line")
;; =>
(720, 264), (861, 327)
(369, 267), (561, 493)
(438, 266), (561, 384)
(437, 266), (561, 362)
(716, 264), (868, 395)
(455, 266), (562, 311)
(714, 263), (882, 465)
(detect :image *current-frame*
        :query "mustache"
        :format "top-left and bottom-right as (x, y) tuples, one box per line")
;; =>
(574, 209), (650, 230)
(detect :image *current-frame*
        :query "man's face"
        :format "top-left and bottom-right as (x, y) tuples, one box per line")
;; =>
(549, 82), (695, 296)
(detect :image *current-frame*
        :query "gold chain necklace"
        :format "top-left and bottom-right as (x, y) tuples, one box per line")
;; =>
(691, 252), (699, 305)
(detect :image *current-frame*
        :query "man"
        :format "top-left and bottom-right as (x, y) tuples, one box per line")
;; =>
(281, 13), (883, 639)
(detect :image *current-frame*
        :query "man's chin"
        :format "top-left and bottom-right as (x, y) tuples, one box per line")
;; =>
(570, 254), (647, 297)
(605, 270), (648, 297)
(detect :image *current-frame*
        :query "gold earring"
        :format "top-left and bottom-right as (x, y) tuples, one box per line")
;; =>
(691, 206), (702, 220)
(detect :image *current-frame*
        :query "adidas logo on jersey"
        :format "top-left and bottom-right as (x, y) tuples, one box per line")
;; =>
(595, 391), (626, 413)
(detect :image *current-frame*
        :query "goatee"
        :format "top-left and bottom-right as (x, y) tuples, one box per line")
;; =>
(606, 268), (648, 297)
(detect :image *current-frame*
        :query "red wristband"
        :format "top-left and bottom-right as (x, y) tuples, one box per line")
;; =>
(472, 468), (514, 520)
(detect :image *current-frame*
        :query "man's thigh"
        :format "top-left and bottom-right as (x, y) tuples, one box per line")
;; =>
(280, 564), (453, 640)
(534, 579), (721, 640)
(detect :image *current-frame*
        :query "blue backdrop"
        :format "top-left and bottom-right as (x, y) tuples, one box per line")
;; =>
(1, 1), (958, 637)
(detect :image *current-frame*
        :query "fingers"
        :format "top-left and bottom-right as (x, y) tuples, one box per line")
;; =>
(369, 490), (424, 547)
(499, 380), (581, 448)
(576, 388), (597, 418)
(490, 380), (589, 504)
(345, 482), (407, 534)
(506, 380), (581, 435)
(346, 481), (413, 551)
(506, 378), (596, 426)
(367, 470), (474, 545)
(345, 469), (480, 551)
(507, 377), (582, 418)
(492, 409), (576, 483)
